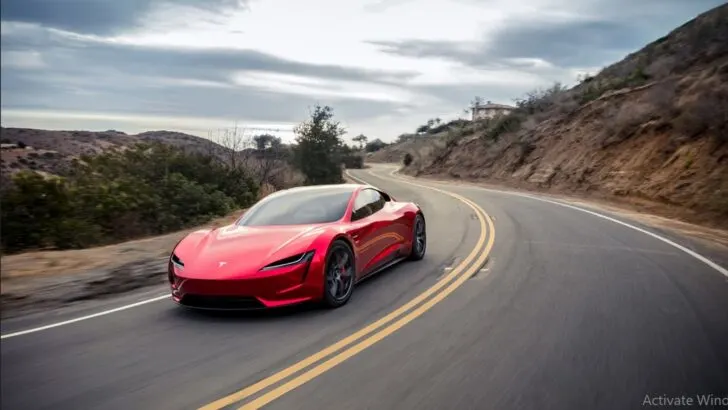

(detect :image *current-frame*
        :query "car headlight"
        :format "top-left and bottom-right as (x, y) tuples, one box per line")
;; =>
(261, 250), (315, 271)
(171, 253), (184, 270)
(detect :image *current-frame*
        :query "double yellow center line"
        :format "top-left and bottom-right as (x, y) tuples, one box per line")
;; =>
(199, 169), (495, 410)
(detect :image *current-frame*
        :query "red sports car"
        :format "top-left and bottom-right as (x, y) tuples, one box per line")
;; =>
(168, 183), (427, 309)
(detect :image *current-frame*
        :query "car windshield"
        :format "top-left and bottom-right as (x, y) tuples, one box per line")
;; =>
(237, 186), (355, 226)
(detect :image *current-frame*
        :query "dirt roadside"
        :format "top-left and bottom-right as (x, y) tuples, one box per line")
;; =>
(0, 211), (244, 319)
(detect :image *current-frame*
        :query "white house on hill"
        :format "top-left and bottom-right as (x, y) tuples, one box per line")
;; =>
(471, 101), (516, 121)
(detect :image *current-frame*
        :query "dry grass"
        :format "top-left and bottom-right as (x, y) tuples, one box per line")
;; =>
(673, 80), (728, 139)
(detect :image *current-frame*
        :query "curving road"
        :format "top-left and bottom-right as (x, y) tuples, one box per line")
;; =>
(2, 164), (728, 410)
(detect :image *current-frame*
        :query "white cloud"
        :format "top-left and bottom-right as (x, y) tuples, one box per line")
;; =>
(406, 62), (546, 87)
(118, 0), (488, 60)
(109, 0), (530, 82)
(231, 70), (427, 104)
(1, 50), (46, 69)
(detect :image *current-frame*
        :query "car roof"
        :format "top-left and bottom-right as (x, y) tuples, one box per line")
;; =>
(277, 183), (371, 194)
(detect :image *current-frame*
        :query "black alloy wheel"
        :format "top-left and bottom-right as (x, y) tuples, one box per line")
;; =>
(323, 240), (356, 308)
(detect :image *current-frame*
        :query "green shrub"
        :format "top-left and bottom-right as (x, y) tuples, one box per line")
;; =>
(292, 104), (347, 185)
(403, 153), (414, 166)
(482, 113), (525, 142)
(365, 139), (388, 152)
(416, 124), (430, 134)
(341, 154), (364, 169)
(0, 143), (258, 253)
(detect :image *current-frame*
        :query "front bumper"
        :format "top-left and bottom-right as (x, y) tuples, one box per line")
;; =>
(176, 294), (268, 310)
(168, 259), (322, 310)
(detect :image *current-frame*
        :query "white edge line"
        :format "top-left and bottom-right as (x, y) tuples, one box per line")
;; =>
(1, 294), (170, 339)
(388, 167), (728, 278)
(515, 193), (728, 278)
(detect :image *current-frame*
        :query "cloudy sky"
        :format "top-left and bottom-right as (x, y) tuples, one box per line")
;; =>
(0, 0), (723, 143)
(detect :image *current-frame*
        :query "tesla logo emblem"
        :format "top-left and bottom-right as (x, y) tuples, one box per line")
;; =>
(218, 261), (227, 268)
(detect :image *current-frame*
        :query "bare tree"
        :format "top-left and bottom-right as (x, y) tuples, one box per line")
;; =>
(208, 123), (255, 171)
(205, 124), (300, 189)
(251, 134), (286, 188)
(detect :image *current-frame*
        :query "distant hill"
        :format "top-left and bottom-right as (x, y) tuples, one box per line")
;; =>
(0, 127), (266, 177)
(381, 4), (728, 228)
(0, 128), (214, 175)
(0, 126), (307, 195)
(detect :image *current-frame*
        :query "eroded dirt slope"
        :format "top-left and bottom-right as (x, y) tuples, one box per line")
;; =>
(404, 4), (728, 229)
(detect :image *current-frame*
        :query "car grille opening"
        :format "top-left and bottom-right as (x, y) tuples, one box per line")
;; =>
(179, 294), (265, 310)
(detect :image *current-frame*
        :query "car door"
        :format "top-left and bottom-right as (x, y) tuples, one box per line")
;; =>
(373, 190), (409, 255)
(349, 188), (387, 277)
(368, 189), (412, 265)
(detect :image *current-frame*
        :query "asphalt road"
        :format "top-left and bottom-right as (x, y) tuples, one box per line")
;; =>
(2, 164), (728, 410)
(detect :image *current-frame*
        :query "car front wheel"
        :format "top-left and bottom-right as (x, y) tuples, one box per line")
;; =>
(322, 240), (356, 308)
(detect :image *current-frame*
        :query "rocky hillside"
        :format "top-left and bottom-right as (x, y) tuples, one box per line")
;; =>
(398, 4), (728, 228)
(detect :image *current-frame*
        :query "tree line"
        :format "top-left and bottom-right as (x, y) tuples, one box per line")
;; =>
(1, 104), (365, 253)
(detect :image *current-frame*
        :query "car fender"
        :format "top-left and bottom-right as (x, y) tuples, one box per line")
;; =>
(300, 228), (350, 294)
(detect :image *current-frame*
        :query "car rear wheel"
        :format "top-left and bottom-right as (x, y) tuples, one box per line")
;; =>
(408, 213), (426, 261)
(322, 240), (356, 308)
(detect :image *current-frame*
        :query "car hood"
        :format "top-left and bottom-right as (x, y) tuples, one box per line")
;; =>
(173, 223), (322, 279)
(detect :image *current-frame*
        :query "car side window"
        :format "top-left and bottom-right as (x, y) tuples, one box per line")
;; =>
(351, 190), (373, 221)
(351, 189), (385, 221)
(367, 190), (385, 214)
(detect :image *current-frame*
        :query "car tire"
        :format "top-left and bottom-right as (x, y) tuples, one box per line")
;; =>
(408, 213), (426, 261)
(322, 240), (356, 309)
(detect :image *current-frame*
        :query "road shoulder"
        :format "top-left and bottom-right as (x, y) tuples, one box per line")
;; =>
(383, 165), (728, 253)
